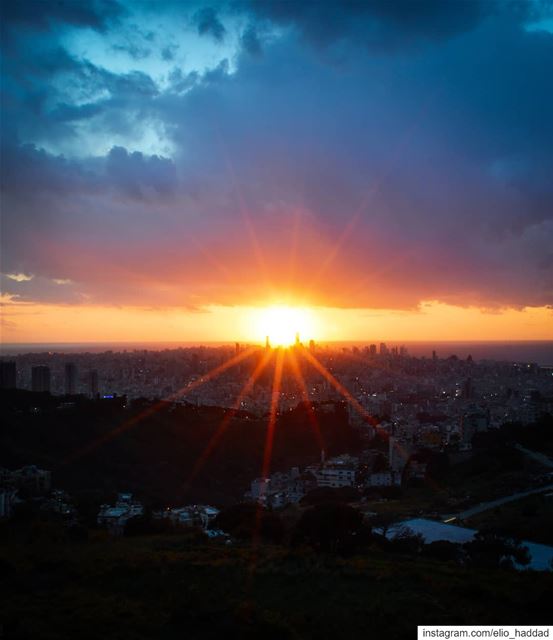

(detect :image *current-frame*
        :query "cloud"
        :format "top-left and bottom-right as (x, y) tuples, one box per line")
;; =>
(0, 0), (552, 312)
(193, 6), (226, 42)
(5, 273), (34, 282)
(1, 0), (123, 32)
(240, 24), (263, 56)
(240, 0), (492, 51)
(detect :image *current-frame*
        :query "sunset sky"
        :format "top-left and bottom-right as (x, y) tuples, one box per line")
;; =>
(1, 0), (553, 343)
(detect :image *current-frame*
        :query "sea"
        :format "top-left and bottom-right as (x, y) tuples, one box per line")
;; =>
(1, 340), (552, 365)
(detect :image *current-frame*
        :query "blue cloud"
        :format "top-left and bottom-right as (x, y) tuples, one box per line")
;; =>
(1, 0), (552, 309)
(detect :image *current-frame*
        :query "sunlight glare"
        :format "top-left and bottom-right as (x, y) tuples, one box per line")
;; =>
(252, 305), (316, 346)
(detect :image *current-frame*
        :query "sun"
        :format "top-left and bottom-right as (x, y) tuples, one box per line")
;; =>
(252, 305), (316, 347)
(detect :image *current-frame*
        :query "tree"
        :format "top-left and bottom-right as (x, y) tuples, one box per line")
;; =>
(422, 540), (461, 562)
(124, 513), (175, 537)
(214, 504), (285, 544)
(464, 529), (530, 569)
(386, 526), (424, 555)
(292, 503), (367, 554)
(368, 512), (398, 539)
(301, 486), (358, 506)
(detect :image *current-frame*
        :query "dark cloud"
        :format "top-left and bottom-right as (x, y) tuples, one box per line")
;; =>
(193, 6), (226, 42)
(161, 44), (178, 61)
(240, 0), (552, 52)
(1, 0), (552, 310)
(241, 24), (263, 56)
(105, 146), (177, 198)
(1, 30), (160, 150)
(241, 0), (488, 50)
(0, 0), (123, 33)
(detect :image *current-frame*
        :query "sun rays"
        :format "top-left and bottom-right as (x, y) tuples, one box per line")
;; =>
(65, 340), (385, 488)
(62, 201), (409, 491)
(251, 305), (317, 347)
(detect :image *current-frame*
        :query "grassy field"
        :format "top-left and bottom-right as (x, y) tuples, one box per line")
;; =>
(1, 529), (551, 639)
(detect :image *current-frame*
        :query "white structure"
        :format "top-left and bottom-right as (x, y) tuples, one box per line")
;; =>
(246, 467), (311, 508)
(0, 489), (17, 519)
(366, 470), (401, 487)
(0, 465), (51, 493)
(97, 493), (143, 534)
(315, 465), (356, 488)
(388, 519), (553, 572)
(162, 504), (220, 529)
(250, 477), (271, 500)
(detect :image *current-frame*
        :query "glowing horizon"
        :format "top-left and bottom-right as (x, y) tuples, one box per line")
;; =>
(2, 2), (552, 349)
(1, 298), (552, 345)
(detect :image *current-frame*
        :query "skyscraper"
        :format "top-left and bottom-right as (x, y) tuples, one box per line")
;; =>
(64, 362), (77, 395)
(88, 370), (99, 397)
(31, 366), (51, 393)
(0, 361), (17, 389)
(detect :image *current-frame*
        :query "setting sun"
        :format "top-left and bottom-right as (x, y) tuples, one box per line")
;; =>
(251, 305), (317, 347)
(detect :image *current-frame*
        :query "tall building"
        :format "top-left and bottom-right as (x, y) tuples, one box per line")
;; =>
(88, 369), (99, 397)
(462, 377), (474, 400)
(309, 339), (315, 353)
(0, 361), (17, 389)
(31, 366), (51, 393)
(369, 344), (377, 357)
(64, 362), (77, 395)
(379, 342), (388, 356)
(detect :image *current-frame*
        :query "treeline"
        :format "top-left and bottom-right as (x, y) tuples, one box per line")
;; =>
(0, 390), (360, 507)
(198, 502), (538, 571)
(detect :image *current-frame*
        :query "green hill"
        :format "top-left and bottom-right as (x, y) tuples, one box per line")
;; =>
(0, 530), (551, 639)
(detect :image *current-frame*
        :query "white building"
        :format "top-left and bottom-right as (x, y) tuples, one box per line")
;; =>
(0, 489), (17, 519)
(97, 492), (144, 534)
(315, 465), (356, 488)
(0, 465), (51, 493)
(366, 471), (401, 487)
(163, 504), (220, 529)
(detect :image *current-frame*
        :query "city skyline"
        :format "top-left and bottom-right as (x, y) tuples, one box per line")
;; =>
(2, 2), (553, 341)
(2, 3), (553, 634)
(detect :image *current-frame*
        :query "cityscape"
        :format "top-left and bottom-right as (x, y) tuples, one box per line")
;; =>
(1, 339), (553, 635)
(2, 0), (553, 638)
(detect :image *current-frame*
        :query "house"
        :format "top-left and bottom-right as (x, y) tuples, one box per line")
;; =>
(315, 464), (356, 488)
(97, 493), (144, 534)
(0, 465), (52, 494)
(0, 489), (17, 519)
(162, 504), (220, 529)
(366, 471), (401, 487)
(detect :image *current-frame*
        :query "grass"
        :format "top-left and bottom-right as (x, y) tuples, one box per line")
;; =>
(1, 531), (552, 639)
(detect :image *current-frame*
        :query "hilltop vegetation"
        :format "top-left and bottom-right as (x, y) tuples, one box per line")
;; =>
(0, 526), (552, 640)
(0, 390), (358, 506)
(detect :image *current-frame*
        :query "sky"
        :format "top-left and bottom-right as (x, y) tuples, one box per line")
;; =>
(1, 0), (553, 343)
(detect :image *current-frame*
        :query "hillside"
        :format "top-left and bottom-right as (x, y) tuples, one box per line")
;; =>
(0, 530), (551, 640)
(0, 390), (359, 506)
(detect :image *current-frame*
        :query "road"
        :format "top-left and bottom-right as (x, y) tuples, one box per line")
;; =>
(450, 483), (553, 521)
(514, 444), (553, 469)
